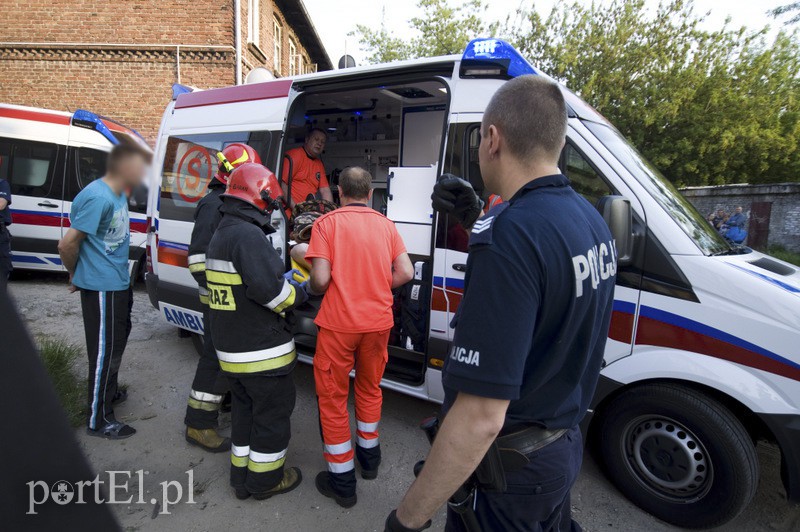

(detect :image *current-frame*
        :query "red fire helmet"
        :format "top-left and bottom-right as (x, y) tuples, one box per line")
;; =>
(215, 143), (261, 184)
(223, 162), (283, 212)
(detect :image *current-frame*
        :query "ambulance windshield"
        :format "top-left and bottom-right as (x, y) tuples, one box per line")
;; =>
(584, 121), (731, 256)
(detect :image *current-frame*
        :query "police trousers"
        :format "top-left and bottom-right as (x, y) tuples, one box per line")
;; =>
(446, 426), (583, 532)
(314, 327), (389, 497)
(184, 309), (229, 429)
(0, 227), (11, 291)
(228, 373), (295, 495)
(80, 288), (132, 430)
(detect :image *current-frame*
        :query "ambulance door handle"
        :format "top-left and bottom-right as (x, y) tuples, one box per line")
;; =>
(386, 171), (394, 201)
(452, 263), (467, 272)
(37, 201), (59, 208)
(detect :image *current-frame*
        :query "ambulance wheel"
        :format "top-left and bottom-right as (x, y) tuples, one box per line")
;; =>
(190, 333), (204, 357)
(599, 383), (758, 529)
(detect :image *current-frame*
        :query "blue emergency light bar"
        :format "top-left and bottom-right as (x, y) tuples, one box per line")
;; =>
(460, 38), (539, 79)
(71, 109), (120, 145)
(171, 83), (194, 100)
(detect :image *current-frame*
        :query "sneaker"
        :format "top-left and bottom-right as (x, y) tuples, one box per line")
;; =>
(251, 467), (303, 500)
(315, 471), (357, 508)
(185, 427), (230, 453)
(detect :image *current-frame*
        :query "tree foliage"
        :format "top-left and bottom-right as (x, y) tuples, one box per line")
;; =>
(351, 0), (497, 64)
(771, 2), (800, 25)
(353, 0), (800, 186)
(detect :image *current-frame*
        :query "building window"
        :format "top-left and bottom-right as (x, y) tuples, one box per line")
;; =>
(273, 17), (283, 73)
(289, 39), (297, 76)
(247, 0), (260, 45)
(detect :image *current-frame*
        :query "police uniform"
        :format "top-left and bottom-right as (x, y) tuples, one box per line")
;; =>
(206, 199), (304, 495)
(0, 178), (12, 289)
(185, 180), (228, 429)
(442, 174), (617, 531)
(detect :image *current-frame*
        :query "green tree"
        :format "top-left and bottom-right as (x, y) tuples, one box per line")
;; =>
(771, 2), (800, 25)
(512, 0), (800, 185)
(352, 0), (497, 64)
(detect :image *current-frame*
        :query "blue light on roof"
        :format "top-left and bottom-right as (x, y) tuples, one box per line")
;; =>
(171, 83), (194, 100)
(461, 38), (538, 78)
(72, 109), (119, 145)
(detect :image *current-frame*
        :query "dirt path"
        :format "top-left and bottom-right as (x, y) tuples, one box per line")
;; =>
(9, 272), (799, 531)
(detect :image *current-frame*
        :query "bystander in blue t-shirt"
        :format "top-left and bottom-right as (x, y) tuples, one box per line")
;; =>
(70, 179), (130, 291)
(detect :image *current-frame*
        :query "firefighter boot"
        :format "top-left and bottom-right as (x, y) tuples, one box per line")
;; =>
(251, 467), (303, 500)
(185, 427), (231, 453)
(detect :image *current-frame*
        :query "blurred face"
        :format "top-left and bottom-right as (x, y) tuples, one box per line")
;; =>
(304, 131), (327, 158)
(117, 154), (147, 189)
(735, 207), (743, 214)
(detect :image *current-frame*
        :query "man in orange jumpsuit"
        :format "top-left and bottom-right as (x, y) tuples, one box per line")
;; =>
(280, 128), (334, 214)
(306, 166), (414, 508)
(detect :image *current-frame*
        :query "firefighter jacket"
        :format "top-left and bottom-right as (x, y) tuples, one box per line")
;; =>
(187, 181), (225, 305)
(206, 201), (301, 376)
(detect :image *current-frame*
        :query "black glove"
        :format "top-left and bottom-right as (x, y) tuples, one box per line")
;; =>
(385, 510), (431, 532)
(431, 174), (483, 228)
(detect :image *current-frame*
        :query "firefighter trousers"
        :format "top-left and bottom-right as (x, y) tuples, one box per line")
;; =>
(314, 327), (389, 497)
(228, 373), (296, 495)
(80, 288), (132, 430)
(184, 309), (229, 429)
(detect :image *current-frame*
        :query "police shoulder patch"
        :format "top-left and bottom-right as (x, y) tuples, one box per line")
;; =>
(469, 202), (508, 247)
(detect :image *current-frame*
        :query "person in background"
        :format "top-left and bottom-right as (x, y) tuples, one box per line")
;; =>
(306, 167), (414, 508)
(0, 165), (12, 290)
(726, 206), (747, 229)
(387, 75), (616, 531)
(184, 143), (261, 453)
(281, 128), (334, 214)
(711, 208), (727, 230)
(58, 144), (148, 440)
(206, 163), (307, 500)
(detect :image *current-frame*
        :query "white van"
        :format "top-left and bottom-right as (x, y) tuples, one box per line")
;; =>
(145, 39), (800, 528)
(0, 104), (151, 277)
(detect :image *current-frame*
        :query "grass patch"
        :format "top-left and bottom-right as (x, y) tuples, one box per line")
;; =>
(38, 338), (86, 427)
(768, 246), (800, 267)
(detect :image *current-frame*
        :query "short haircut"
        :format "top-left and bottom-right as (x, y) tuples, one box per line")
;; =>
(483, 75), (567, 162)
(106, 143), (148, 174)
(339, 166), (372, 200)
(306, 127), (328, 140)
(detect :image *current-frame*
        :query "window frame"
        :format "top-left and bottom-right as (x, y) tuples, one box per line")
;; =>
(288, 39), (297, 76)
(560, 140), (615, 206)
(247, 0), (260, 46)
(273, 17), (283, 74)
(2, 137), (62, 200)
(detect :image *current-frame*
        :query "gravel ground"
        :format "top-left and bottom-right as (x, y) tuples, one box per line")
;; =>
(8, 271), (800, 532)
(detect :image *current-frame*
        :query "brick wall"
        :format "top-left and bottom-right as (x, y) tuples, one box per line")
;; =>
(241, 0), (314, 78)
(0, 0), (319, 144)
(681, 183), (800, 252)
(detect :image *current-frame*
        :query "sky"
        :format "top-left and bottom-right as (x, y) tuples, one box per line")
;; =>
(302, 0), (788, 66)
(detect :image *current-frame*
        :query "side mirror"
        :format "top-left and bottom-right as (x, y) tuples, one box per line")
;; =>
(597, 195), (634, 267)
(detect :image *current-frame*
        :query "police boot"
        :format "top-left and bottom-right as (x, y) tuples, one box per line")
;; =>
(251, 467), (303, 500)
(185, 427), (231, 453)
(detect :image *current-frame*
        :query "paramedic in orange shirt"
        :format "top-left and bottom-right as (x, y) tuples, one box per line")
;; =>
(280, 128), (334, 212)
(305, 166), (414, 508)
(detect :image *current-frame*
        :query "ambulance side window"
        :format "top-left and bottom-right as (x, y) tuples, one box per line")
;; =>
(65, 147), (107, 200)
(4, 138), (60, 199)
(562, 143), (613, 206)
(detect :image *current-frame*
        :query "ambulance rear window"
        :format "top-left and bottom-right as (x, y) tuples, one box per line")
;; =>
(158, 130), (277, 222)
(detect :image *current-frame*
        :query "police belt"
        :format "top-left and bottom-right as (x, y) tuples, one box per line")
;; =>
(495, 426), (569, 472)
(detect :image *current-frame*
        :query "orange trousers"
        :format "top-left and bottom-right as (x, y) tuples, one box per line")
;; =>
(314, 327), (389, 479)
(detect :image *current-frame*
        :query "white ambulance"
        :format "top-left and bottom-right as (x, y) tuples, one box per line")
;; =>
(0, 104), (151, 277)
(145, 39), (800, 528)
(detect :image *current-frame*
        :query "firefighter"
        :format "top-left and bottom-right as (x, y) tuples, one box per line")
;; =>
(388, 76), (616, 531)
(305, 167), (414, 508)
(184, 143), (261, 453)
(206, 162), (307, 500)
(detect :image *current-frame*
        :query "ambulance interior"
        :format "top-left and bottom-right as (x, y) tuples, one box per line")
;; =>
(285, 80), (450, 384)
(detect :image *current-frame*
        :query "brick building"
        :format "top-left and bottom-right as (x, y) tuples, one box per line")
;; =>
(0, 0), (331, 144)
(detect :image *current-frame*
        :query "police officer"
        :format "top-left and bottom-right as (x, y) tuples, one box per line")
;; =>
(206, 162), (307, 500)
(387, 75), (617, 531)
(0, 169), (12, 291)
(184, 143), (261, 453)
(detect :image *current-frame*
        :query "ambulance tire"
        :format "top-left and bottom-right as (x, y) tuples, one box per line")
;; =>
(190, 333), (204, 357)
(599, 382), (759, 529)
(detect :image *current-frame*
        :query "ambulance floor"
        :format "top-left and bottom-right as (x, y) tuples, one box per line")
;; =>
(8, 271), (799, 532)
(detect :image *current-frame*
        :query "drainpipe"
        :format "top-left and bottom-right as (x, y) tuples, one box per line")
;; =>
(234, 0), (242, 85)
